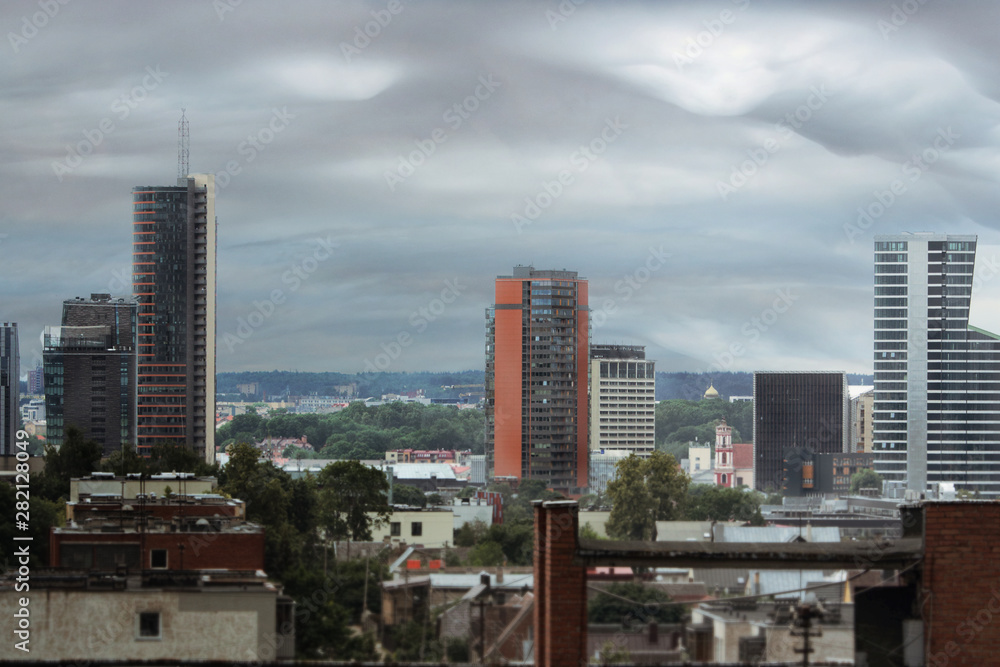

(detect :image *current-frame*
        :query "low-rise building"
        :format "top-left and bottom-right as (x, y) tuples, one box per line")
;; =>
(70, 472), (216, 503)
(690, 600), (854, 664)
(0, 570), (294, 660)
(371, 508), (455, 547)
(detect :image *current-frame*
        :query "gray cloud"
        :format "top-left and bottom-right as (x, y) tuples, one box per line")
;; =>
(3, 0), (1000, 374)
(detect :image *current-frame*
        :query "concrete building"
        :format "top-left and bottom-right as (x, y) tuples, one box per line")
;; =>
(850, 385), (874, 453)
(0, 322), (19, 456)
(485, 266), (590, 493)
(43, 294), (137, 455)
(27, 363), (43, 395)
(873, 233), (1000, 497)
(687, 446), (712, 475)
(71, 472), (216, 503)
(371, 508), (455, 547)
(0, 570), (293, 660)
(587, 449), (630, 495)
(132, 174), (216, 463)
(753, 371), (849, 492)
(588, 344), (654, 457)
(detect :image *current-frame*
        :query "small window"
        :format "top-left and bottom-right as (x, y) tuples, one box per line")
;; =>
(151, 549), (168, 569)
(390, 522), (401, 537)
(137, 612), (161, 639)
(411, 522), (423, 537)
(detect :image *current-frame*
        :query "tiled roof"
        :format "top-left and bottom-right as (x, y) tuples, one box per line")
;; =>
(733, 442), (754, 469)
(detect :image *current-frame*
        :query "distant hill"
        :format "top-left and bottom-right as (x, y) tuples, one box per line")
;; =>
(218, 370), (876, 402)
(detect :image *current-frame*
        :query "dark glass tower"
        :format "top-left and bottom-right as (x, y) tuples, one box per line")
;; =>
(0, 323), (19, 456)
(132, 175), (216, 462)
(752, 371), (848, 492)
(43, 295), (137, 455)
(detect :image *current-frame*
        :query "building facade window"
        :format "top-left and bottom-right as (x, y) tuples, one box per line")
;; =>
(411, 522), (423, 537)
(137, 612), (161, 639)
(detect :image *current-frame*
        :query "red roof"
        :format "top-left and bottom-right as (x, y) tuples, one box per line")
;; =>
(733, 443), (754, 470)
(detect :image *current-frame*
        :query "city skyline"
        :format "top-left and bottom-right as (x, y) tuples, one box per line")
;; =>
(4, 2), (1000, 375)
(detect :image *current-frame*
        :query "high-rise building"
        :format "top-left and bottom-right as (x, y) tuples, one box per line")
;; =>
(132, 174), (216, 463)
(0, 323), (19, 456)
(43, 294), (137, 455)
(752, 371), (848, 492)
(873, 233), (1000, 497)
(485, 266), (589, 493)
(589, 344), (655, 457)
(27, 364), (43, 395)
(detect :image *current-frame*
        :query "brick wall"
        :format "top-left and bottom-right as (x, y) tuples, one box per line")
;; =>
(534, 500), (587, 667)
(924, 501), (1000, 666)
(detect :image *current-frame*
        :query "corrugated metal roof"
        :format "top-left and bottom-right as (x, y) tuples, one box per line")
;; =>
(714, 525), (841, 543)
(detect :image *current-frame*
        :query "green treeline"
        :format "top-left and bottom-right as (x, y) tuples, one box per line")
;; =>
(655, 398), (753, 461)
(217, 402), (486, 458)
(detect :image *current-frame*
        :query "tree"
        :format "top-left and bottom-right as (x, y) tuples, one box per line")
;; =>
(316, 461), (391, 542)
(685, 484), (763, 522)
(587, 582), (685, 625)
(850, 469), (883, 495)
(37, 426), (102, 501)
(606, 452), (689, 540)
(392, 484), (427, 508)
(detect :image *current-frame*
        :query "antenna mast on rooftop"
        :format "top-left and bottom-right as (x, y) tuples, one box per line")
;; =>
(177, 109), (189, 181)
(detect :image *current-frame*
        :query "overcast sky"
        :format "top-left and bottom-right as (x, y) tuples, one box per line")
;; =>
(4, 0), (1000, 375)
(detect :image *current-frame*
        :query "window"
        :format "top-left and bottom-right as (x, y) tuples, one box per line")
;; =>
(137, 612), (161, 639)
(150, 549), (168, 569)
(411, 522), (423, 537)
(390, 522), (401, 537)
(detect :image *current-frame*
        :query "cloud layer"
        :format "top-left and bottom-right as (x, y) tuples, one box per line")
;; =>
(3, 0), (1000, 375)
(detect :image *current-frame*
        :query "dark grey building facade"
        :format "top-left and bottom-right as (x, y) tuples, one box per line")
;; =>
(43, 295), (137, 456)
(0, 322), (19, 456)
(753, 371), (849, 492)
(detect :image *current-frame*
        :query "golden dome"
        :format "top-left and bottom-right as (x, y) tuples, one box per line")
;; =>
(703, 383), (720, 399)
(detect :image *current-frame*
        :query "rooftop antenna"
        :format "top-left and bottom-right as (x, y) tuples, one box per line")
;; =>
(177, 109), (189, 182)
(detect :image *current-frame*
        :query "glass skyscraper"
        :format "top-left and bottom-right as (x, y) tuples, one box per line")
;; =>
(0, 322), (19, 456)
(132, 175), (216, 463)
(873, 233), (1000, 497)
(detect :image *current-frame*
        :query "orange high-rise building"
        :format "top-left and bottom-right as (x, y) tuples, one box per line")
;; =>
(485, 266), (589, 493)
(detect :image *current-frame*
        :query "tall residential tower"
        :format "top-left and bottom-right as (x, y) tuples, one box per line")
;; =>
(485, 266), (589, 493)
(0, 323), (19, 456)
(132, 174), (216, 462)
(873, 233), (1000, 497)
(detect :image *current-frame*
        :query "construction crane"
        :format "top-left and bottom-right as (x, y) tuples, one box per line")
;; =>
(441, 384), (484, 390)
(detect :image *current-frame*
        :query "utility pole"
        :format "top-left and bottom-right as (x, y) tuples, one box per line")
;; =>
(790, 601), (823, 667)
